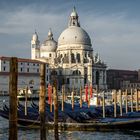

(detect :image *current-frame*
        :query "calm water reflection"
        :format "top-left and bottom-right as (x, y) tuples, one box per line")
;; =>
(0, 96), (139, 140)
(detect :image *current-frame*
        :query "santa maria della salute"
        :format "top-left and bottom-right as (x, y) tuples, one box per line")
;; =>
(0, 7), (107, 94)
(31, 7), (107, 91)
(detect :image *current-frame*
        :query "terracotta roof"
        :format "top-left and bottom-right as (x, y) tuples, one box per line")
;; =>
(107, 69), (137, 73)
(0, 56), (47, 64)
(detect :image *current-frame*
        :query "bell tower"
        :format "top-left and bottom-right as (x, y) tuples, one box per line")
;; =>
(31, 31), (40, 59)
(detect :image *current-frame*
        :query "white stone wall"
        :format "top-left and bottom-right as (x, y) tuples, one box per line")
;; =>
(0, 60), (10, 72)
(18, 62), (40, 73)
(40, 51), (56, 61)
(92, 66), (107, 90)
(17, 75), (40, 90)
(0, 73), (50, 95)
(0, 74), (8, 94)
(31, 47), (36, 59)
(0, 74), (40, 94)
(0, 57), (50, 94)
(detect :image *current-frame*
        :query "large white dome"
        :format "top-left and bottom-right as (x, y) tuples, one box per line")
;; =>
(58, 26), (91, 46)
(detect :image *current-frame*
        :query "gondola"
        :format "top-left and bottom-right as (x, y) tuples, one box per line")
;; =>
(0, 102), (140, 130)
(1, 108), (140, 131)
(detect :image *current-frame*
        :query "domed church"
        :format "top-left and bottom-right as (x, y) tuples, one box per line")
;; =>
(31, 7), (107, 91)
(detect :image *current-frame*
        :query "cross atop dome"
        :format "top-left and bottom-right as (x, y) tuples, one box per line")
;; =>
(69, 7), (80, 27)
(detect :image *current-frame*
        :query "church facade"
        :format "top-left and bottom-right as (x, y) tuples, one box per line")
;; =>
(31, 8), (107, 91)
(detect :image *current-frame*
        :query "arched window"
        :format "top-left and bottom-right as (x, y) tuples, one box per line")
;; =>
(51, 70), (57, 75)
(76, 53), (81, 63)
(96, 71), (100, 85)
(85, 52), (87, 57)
(60, 54), (63, 58)
(72, 70), (81, 75)
(71, 53), (75, 63)
(59, 70), (62, 75)
(63, 54), (69, 63)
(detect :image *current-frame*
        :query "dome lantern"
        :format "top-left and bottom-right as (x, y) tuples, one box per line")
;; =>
(70, 6), (78, 17)
(48, 28), (53, 40)
(69, 7), (80, 27)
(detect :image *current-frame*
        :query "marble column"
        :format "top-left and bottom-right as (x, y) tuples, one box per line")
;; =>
(69, 50), (71, 65)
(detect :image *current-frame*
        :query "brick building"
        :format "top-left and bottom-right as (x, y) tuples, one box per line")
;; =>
(107, 69), (138, 90)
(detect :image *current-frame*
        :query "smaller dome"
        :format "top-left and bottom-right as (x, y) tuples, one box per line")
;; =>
(40, 30), (57, 52)
(41, 40), (57, 52)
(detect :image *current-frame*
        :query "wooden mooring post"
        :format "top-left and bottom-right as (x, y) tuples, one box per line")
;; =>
(9, 57), (18, 140)
(53, 80), (59, 140)
(72, 90), (74, 111)
(63, 85), (66, 102)
(88, 88), (90, 108)
(71, 84), (75, 111)
(96, 85), (99, 107)
(113, 90), (117, 118)
(50, 85), (52, 113)
(125, 89), (128, 114)
(25, 86), (28, 116)
(39, 63), (46, 140)
(80, 86), (82, 108)
(102, 91), (105, 118)
(119, 90), (123, 116)
(61, 85), (64, 111)
(131, 88), (133, 112)
(48, 84), (52, 112)
(138, 90), (140, 111)
(136, 89), (139, 111)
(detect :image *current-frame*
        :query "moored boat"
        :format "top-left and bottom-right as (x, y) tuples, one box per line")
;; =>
(0, 102), (140, 131)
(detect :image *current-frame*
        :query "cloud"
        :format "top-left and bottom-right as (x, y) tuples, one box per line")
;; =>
(0, 2), (140, 70)
(81, 12), (140, 70)
(0, 6), (67, 58)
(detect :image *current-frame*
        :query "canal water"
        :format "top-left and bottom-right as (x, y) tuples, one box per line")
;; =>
(0, 96), (140, 140)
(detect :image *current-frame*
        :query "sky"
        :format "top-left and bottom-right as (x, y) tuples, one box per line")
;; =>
(0, 0), (140, 70)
